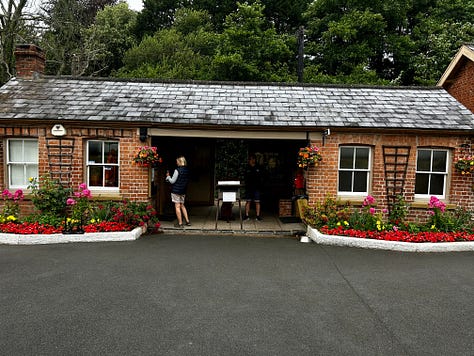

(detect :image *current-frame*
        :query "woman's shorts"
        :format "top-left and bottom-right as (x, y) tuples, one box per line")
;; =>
(171, 193), (186, 204)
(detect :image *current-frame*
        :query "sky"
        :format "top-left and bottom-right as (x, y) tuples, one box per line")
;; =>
(126, 0), (143, 11)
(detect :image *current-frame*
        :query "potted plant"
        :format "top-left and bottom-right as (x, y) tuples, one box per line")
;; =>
(133, 146), (162, 167)
(454, 156), (474, 175)
(297, 145), (322, 169)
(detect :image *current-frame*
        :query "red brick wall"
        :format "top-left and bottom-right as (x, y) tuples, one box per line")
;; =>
(305, 132), (474, 221)
(0, 125), (150, 216)
(444, 59), (474, 113)
(14, 44), (45, 78)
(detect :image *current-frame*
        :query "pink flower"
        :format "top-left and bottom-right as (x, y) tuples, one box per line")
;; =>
(428, 196), (446, 212)
(363, 195), (375, 206)
(382, 208), (388, 214)
(79, 183), (87, 190)
(369, 207), (376, 215)
(66, 198), (76, 205)
(13, 190), (24, 201)
(393, 226), (398, 232)
(2, 189), (12, 199)
(82, 189), (91, 198)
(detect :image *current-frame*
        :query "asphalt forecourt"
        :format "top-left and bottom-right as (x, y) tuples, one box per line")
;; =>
(1, 234), (473, 355)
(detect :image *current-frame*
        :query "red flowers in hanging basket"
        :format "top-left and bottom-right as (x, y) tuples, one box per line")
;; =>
(297, 145), (322, 169)
(133, 146), (162, 167)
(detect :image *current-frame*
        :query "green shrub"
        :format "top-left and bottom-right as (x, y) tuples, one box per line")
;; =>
(28, 176), (71, 217)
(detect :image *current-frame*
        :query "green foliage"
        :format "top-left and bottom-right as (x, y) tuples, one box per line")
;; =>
(303, 0), (474, 85)
(4, 0), (474, 85)
(118, 9), (218, 80)
(302, 195), (352, 229)
(28, 176), (72, 217)
(23, 213), (65, 227)
(82, 2), (138, 76)
(388, 195), (409, 226)
(303, 194), (474, 234)
(89, 200), (159, 230)
(215, 139), (248, 181)
(210, 1), (296, 82)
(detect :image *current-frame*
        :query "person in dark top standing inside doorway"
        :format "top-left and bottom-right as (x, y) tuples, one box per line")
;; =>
(166, 156), (191, 228)
(244, 154), (264, 221)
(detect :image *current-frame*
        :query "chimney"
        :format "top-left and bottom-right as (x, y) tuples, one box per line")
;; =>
(14, 44), (45, 79)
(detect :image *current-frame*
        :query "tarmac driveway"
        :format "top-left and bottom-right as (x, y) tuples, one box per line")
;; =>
(1, 235), (473, 356)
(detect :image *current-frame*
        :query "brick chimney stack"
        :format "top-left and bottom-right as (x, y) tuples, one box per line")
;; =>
(14, 44), (45, 78)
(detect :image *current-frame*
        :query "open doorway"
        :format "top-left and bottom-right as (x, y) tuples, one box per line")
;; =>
(152, 136), (305, 218)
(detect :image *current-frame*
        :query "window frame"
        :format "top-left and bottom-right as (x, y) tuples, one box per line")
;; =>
(6, 138), (39, 189)
(414, 148), (449, 200)
(337, 145), (372, 196)
(86, 140), (120, 190)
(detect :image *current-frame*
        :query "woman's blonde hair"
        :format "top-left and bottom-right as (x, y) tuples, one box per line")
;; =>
(176, 156), (187, 166)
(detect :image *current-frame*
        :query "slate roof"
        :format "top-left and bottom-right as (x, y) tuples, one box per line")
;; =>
(0, 76), (473, 131)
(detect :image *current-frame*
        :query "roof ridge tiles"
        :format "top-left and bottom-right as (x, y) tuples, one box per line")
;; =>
(26, 75), (444, 91)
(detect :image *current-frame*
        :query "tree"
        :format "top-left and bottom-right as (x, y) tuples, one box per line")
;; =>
(40, 0), (116, 75)
(303, 0), (474, 85)
(409, 0), (474, 84)
(118, 8), (218, 80)
(0, 0), (29, 84)
(210, 1), (296, 82)
(134, 0), (190, 38)
(81, 2), (137, 76)
(260, 0), (312, 33)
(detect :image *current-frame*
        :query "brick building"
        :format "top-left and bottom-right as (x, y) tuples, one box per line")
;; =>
(1, 44), (474, 221)
(438, 44), (474, 114)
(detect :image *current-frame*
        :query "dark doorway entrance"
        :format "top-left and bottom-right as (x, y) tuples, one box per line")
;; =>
(152, 136), (305, 217)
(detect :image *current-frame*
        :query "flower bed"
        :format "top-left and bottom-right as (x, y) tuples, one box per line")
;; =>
(306, 226), (474, 252)
(0, 226), (145, 245)
(0, 221), (133, 234)
(320, 226), (474, 243)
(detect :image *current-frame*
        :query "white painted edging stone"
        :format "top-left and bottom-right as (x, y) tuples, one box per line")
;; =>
(0, 226), (144, 245)
(306, 226), (474, 252)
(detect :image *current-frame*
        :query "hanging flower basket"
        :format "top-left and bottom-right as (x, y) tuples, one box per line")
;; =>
(297, 145), (322, 169)
(133, 146), (162, 167)
(454, 156), (474, 175)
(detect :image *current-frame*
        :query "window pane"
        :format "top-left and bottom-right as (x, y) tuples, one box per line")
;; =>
(355, 148), (369, 169)
(429, 174), (445, 195)
(353, 171), (368, 192)
(340, 147), (354, 169)
(417, 150), (431, 171)
(338, 171), (352, 191)
(26, 164), (38, 182)
(89, 166), (103, 186)
(10, 165), (24, 185)
(88, 141), (103, 164)
(415, 173), (429, 194)
(432, 151), (447, 172)
(105, 144), (119, 164)
(9, 141), (23, 162)
(104, 166), (118, 187)
(23, 141), (38, 163)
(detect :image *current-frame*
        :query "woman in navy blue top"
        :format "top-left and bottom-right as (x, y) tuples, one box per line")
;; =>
(166, 156), (191, 228)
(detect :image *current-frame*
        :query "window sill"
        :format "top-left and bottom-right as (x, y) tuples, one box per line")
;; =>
(411, 201), (456, 210)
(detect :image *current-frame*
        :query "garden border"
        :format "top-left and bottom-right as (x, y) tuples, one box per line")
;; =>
(306, 226), (474, 252)
(0, 226), (144, 245)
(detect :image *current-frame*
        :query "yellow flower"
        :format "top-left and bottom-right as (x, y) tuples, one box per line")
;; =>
(7, 215), (16, 221)
(343, 221), (349, 226)
(336, 222), (341, 226)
